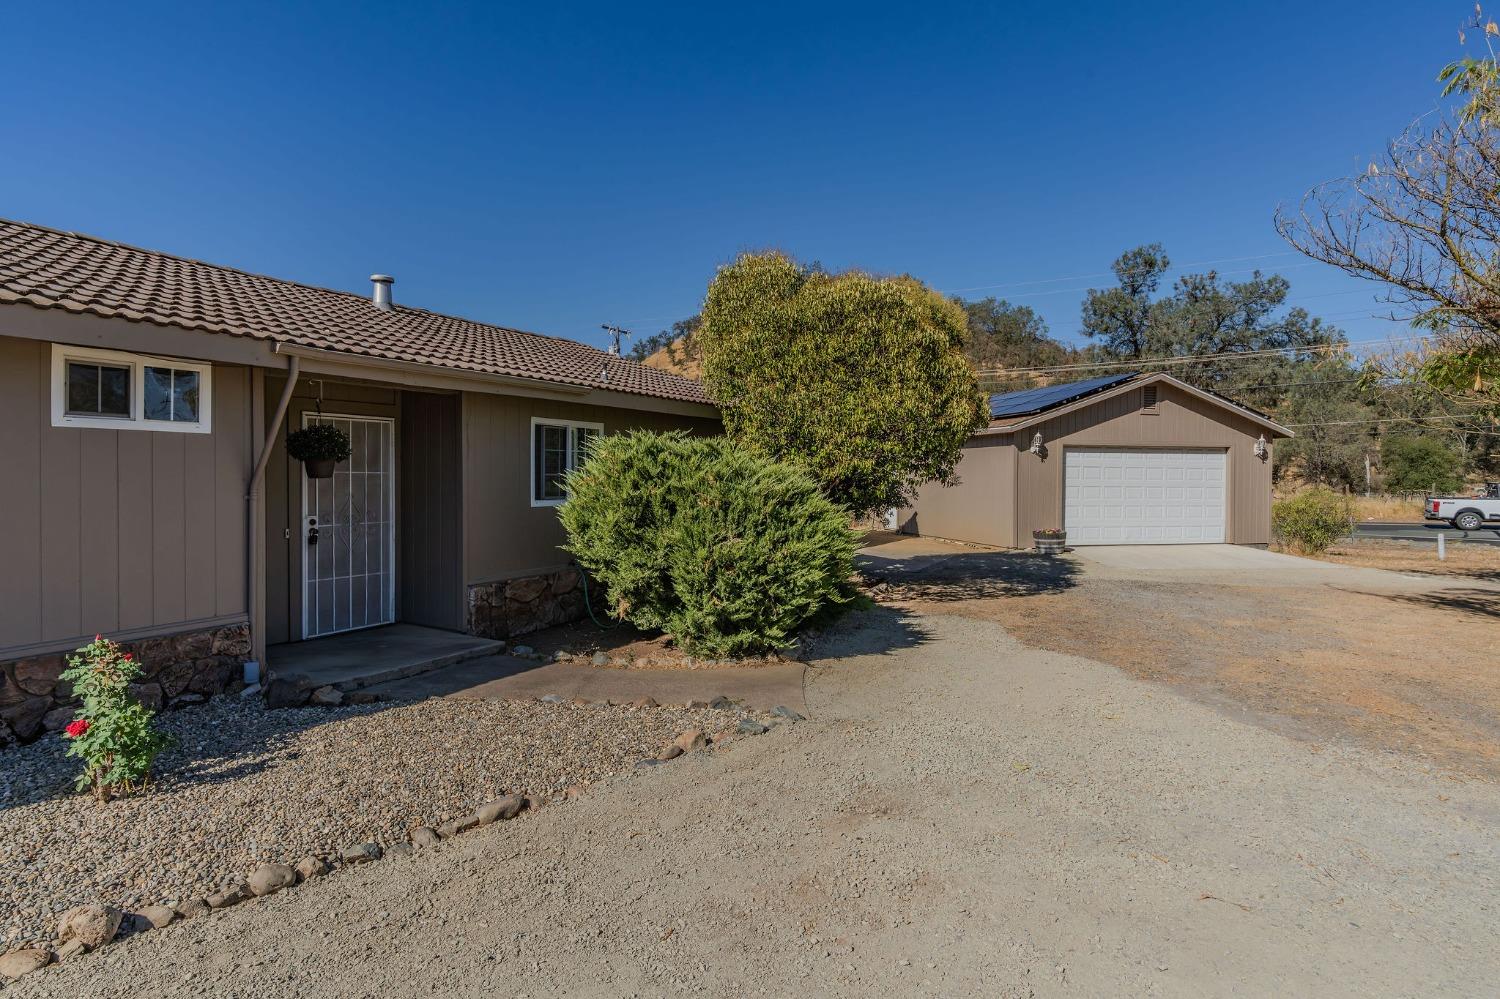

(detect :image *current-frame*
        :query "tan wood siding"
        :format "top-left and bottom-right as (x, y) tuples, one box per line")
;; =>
(1014, 383), (1273, 545)
(399, 391), (464, 631)
(0, 335), (252, 655)
(462, 394), (718, 585)
(898, 437), (1016, 547)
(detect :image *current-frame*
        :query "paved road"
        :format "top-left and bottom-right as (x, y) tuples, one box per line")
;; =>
(1352, 521), (1500, 545)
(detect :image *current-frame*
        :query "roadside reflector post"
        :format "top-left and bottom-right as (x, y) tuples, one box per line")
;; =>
(1438, 533), (1447, 562)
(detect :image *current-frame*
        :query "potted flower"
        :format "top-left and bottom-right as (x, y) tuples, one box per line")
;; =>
(1032, 527), (1067, 554)
(286, 423), (352, 479)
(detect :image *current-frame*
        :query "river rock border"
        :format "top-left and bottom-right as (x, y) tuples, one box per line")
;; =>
(0, 697), (797, 984)
(466, 566), (595, 640)
(0, 623), (250, 749)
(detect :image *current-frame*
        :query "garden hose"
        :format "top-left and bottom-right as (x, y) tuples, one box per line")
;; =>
(575, 563), (620, 630)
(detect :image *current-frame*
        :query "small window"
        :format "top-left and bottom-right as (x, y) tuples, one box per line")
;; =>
(1142, 385), (1159, 411)
(531, 418), (603, 506)
(66, 361), (132, 418)
(51, 344), (212, 433)
(143, 366), (201, 423)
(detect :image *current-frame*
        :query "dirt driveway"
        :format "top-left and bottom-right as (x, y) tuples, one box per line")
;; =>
(13, 561), (1499, 997)
(862, 534), (1500, 781)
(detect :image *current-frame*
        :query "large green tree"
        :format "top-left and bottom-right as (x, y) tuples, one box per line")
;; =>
(1380, 435), (1465, 494)
(1080, 245), (1348, 413)
(698, 252), (989, 514)
(955, 297), (1074, 391)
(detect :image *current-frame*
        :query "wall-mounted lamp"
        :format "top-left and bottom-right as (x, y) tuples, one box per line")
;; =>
(1030, 432), (1046, 457)
(1254, 434), (1268, 460)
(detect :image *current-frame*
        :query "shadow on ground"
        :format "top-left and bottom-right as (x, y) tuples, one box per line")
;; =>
(799, 604), (932, 660)
(858, 550), (1081, 602)
(1364, 586), (1500, 621)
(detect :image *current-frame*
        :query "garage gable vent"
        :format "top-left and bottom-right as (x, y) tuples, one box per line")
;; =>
(1142, 384), (1159, 411)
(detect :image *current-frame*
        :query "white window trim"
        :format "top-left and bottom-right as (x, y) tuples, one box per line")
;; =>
(529, 417), (603, 508)
(50, 343), (213, 434)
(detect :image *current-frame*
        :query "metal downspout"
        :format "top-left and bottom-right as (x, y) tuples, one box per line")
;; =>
(247, 356), (300, 672)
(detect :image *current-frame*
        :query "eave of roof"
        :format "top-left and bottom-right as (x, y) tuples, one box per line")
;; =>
(0, 218), (713, 408)
(981, 371), (1294, 438)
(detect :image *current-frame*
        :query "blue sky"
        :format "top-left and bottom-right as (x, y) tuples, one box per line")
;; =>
(0, 1), (1467, 355)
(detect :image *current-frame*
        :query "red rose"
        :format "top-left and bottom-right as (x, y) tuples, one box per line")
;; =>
(64, 719), (90, 739)
(122, 653), (133, 661)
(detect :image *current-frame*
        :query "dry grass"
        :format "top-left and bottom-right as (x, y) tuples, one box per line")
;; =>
(1318, 538), (1500, 580)
(1349, 495), (1426, 522)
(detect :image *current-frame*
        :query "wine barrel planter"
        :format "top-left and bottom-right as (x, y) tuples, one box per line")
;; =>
(1033, 531), (1067, 554)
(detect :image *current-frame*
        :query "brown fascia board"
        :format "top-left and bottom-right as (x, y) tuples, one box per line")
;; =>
(979, 371), (1294, 439)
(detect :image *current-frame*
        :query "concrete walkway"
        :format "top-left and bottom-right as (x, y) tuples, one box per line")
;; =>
(267, 624), (503, 691)
(361, 652), (808, 713)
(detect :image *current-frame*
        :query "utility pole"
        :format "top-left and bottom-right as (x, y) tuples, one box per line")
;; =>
(600, 324), (632, 357)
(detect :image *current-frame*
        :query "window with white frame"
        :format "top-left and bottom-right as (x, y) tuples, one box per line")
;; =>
(531, 417), (601, 506)
(50, 343), (212, 433)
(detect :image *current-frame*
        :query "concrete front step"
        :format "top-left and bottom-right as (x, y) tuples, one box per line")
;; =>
(267, 624), (506, 692)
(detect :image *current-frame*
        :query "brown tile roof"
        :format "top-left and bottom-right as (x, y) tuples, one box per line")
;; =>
(0, 219), (712, 406)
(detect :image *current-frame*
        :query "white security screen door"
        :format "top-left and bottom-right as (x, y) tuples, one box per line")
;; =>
(1063, 448), (1227, 545)
(301, 414), (396, 637)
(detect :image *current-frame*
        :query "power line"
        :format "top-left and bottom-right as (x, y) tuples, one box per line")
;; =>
(940, 251), (1303, 294)
(969, 334), (1429, 377)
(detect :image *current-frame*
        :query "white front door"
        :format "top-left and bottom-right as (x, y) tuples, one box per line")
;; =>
(1063, 448), (1227, 545)
(301, 414), (396, 638)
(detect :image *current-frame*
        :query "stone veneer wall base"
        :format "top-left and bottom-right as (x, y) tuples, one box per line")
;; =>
(0, 622), (251, 748)
(466, 566), (599, 640)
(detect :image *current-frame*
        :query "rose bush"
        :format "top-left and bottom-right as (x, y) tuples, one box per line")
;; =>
(59, 636), (174, 800)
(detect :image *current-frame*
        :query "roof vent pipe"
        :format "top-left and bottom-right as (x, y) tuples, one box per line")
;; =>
(370, 274), (394, 311)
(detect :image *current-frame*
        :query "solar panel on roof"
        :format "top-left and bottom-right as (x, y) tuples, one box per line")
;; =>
(987, 373), (1136, 419)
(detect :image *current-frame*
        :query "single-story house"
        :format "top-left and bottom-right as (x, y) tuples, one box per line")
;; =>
(0, 219), (717, 743)
(897, 372), (1292, 548)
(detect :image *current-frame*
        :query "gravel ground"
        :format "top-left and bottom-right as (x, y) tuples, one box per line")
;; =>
(1, 695), (742, 948)
(6, 602), (1497, 997)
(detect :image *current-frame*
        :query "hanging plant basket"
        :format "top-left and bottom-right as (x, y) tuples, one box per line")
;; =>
(286, 423), (352, 480)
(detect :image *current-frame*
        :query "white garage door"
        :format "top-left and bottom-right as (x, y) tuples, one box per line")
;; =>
(1064, 448), (1227, 545)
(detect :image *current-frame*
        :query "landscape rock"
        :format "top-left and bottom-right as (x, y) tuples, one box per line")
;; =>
(41, 706), (75, 733)
(206, 884), (249, 909)
(686, 699), (710, 709)
(264, 674), (314, 709)
(673, 729), (708, 753)
(345, 690), (381, 704)
(56, 903), (123, 949)
(385, 842), (415, 858)
(475, 794), (527, 824)
(540, 693), (565, 704)
(591, 652), (611, 667)
(55, 939), (87, 961)
(140, 904), (178, 929)
(771, 705), (805, 721)
(708, 696), (732, 710)
(0, 698), (50, 741)
(248, 863), (298, 897)
(341, 842), (382, 864)
(409, 826), (442, 848)
(0, 948), (53, 981)
(13, 655), (64, 696)
(511, 645), (535, 657)
(309, 685), (345, 707)
(629, 696), (659, 709)
(656, 744), (685, 761)
(438, 814), (480, 838)
(174, 898), (210, 919)
(295, 856), (332, 879)
(737, 718), (770, 736)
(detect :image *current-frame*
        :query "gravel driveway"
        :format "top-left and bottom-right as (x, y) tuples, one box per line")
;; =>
(8, 601), (1496, 997)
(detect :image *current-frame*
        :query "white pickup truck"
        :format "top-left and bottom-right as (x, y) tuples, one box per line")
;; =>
(1425, 484), (1500, 531)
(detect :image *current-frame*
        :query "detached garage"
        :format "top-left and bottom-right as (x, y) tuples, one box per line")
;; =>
(898, 372), (1292, 547)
